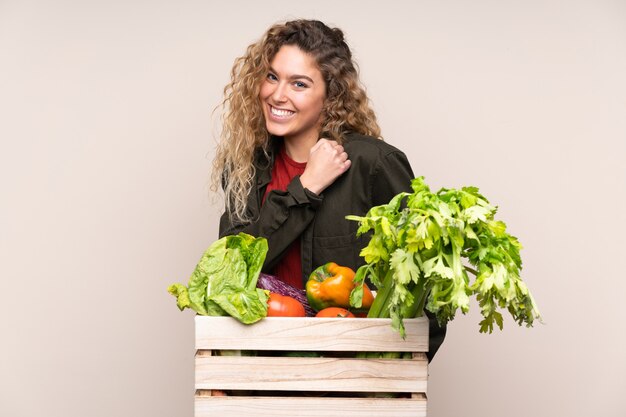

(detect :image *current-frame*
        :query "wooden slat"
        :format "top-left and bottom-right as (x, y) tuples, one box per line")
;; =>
(195, 354), (427, 393)
(194, 349), (213, 397)
(195, 316), (428, 352)
(195, 395), (427, 417)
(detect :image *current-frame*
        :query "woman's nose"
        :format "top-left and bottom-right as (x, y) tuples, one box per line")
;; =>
(271, 82), (287, 102)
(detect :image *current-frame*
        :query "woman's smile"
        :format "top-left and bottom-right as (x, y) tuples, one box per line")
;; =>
(269, 105), (296, 119)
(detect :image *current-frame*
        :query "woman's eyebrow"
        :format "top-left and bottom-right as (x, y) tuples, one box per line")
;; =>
(269, 67), (315, 84)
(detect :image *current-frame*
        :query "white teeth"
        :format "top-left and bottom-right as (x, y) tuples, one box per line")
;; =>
(270, 106), (295, 117)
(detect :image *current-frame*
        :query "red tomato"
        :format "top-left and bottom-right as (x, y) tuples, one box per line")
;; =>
(315, 307), (355, 318)
(267, 293), (306, 317)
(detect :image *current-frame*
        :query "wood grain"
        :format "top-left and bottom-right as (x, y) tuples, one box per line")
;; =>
(195, 395), (427, 417)
(193, 316), (430, 414)
(195, 354), (428, 393)
(195, 316), (429, 352)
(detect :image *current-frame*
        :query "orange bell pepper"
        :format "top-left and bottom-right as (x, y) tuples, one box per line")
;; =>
(306, 262), (374, 311)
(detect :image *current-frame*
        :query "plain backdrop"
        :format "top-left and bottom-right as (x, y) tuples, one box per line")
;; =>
(1, 1), (625, 416)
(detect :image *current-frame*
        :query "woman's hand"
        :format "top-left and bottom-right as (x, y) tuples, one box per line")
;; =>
(300, 138), (351, 195)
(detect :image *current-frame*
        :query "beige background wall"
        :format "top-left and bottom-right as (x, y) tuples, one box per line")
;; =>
(1, 1), (625, 416)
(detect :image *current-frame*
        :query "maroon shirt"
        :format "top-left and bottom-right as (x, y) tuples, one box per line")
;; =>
(262, 146), (306, 289)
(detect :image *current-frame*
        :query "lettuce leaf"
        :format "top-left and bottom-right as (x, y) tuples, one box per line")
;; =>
(168, 233), (269, 324)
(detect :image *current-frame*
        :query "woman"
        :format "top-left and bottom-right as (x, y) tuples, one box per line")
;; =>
(211, 20), (445, 359)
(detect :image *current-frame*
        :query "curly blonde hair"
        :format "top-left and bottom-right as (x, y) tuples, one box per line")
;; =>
(211, 19), (382, 223)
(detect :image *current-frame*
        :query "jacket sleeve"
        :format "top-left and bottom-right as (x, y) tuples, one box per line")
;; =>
(219, 175), (323, 272)
(370, 149), (447, 362)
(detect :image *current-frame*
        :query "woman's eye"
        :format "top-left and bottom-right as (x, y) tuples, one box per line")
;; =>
(267, 73), (278, 81)
(294, 81), (308, 88)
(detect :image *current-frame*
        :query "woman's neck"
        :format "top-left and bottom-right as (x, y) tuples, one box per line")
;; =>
(283, 134), (319, 163)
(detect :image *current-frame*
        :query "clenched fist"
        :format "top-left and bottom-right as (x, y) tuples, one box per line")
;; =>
(300, 138), (351, 195)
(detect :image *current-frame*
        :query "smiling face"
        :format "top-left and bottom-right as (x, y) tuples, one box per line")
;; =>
(259, 45), (327, 146)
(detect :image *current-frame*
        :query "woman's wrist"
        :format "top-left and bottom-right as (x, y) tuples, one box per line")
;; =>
(299, 173), (323, 195)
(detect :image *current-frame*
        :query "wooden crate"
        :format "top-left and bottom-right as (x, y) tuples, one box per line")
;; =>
(195, 316), (429, 417)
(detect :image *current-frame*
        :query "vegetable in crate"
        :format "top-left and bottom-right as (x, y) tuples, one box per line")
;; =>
(315, 307), (355, 318)
(347, 176), (542, 337)
(167, 233), (269, 324)
(257, 273), (316, 317)
(306, 262), (374, 311)
(267, 293), (306, 317)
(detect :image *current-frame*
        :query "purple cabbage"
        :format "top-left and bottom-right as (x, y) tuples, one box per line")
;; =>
(257, 273), (316, 317)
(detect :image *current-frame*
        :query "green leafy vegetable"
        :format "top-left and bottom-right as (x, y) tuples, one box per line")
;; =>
(347, 177), (541, 338)
(167, 233), (269, 324)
